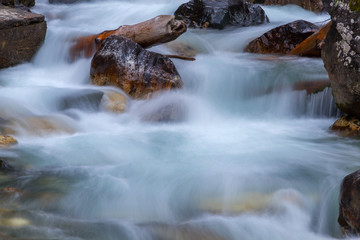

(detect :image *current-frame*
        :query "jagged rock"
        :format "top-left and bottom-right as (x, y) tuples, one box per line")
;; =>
(293, 79), (330, 95)
(174, 0), (269, 30)
(0, 5), (46, 68)
(322, 0), (360, 118)
(100, 91), (127, 113)
(247, 0), (324, 12)
(0, 0), (35, 7)
(338, 169), (360, 235)
(90, 36), (183, 99)
(244, 20), (319, 54)
(0, 135), (17, 147)
(331, 115), (360, 137)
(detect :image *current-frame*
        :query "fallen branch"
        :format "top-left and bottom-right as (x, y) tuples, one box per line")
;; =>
(164, 54), (196, 61)
(289, 21), (332, 57)
(70, 15), (187, 61)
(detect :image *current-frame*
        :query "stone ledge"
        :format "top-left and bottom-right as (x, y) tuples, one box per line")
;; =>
(0, 5), (44, 30)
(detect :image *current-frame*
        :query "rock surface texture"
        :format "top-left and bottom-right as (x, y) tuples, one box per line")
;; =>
(322, 0), (360, 118)
(339, 169), (360, 235)
(174, 0), (269, 29)
(0, 5), (46, 68)
(244, 20), (319, 54)
(0, 0), (35, 7)
(247, 0), (324, 12)
(90, 36), (183, 99)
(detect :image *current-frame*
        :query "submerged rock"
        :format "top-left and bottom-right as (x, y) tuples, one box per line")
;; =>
(0, 159), (15, 171)
(331, 115), (360, 137)
(339, 169), (360, 236)
(49, 0), (90, 3)
(322, 0), (360, 118)
(244, 20), (319, 54)
(174, 0), (269, 30)
(0, 5), (46, 68)
(293, 79), (330, 95)
(90, 36), (183, 99)
(247, 0), (325, 12)
(59, 90), (104, 112)
(100, 91), (127, 113)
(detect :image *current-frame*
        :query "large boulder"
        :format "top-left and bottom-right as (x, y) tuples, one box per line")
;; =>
(244, 20), (319, 54)
(247, 0), (324, 12)
(0, 5), (46, 68)
(90, 36), (183, 99)
(322, 0), (360, 118)
(174, 0), (269, 30)
(338, 169), (360, 236)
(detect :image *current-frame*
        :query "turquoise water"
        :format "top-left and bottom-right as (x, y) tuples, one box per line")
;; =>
(0, 1), (356, 239)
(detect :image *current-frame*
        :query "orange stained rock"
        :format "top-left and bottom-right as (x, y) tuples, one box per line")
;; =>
(289, 21), (332, 57)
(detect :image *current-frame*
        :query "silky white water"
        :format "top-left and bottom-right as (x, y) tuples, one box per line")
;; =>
(0, 1), (357, 239)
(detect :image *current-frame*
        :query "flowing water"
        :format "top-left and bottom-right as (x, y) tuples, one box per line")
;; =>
(0, 1), (358, 239)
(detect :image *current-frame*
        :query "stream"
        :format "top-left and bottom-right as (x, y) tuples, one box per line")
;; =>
(0, 0), (358, 239)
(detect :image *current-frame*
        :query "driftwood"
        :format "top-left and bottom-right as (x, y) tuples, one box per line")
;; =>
(70, 15), (187, 61)
(289, 21), (332, 57)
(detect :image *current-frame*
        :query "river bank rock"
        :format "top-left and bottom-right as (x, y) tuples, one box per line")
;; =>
(0, 5), (46, 69)
(90, 36), (183, 99)
(338, 169), (360, 235)
(244, 20), (319, 54)
(174, 0), (269, 30)
(247, 0), (324, 12)
(322, 0), (360, 118)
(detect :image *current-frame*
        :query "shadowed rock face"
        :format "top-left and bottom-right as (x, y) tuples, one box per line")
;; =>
(0, 5), (46, 68)
(244, 20), (319, 54)
(90, 36), (183, 99)
(322, 0), (360, 118)
(174, 0), (269, 29)
(248, 0), (324, 12)
(339, 169), (360, 235)
(0, 0), (35, 7)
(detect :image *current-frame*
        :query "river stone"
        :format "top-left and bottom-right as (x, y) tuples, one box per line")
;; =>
(58, 90), (104, 112)
(338, 169), (360, 235)
(100, 91), (127, 114)
(0, 5), (46, 68)
(174, 0), (269, 30)
(0, 135), (17, 146)
(90, 36), (183, 99)
(0, 0), (35, 7)
(322, 0), (360, 118)
(331, 115), (360, 137)
(244, 20), (319, 54)
(247, 0), (324, 12)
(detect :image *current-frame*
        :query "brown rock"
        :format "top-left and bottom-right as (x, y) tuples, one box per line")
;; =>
(289, 21), (332, 57)
(293, 79), (330, 95)
(247, 0), (324, 12)
(90, 36), (183, 99)
(0, 135), (17, 146)
(331, 115), (360, 137)
(338, 169), (360, 236)
(322, 0), (360, 118)
(0, 5), (46, 68)
(244, 20), (319, 55)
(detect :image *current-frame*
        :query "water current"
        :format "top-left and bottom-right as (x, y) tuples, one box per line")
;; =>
(0, 1), (358, 239)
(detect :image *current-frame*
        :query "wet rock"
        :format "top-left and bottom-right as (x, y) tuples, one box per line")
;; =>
(331, 115), (360, 137)
(244, 20), (319, 54)
(0, 5), (46, 68)
(247, 0), (324, 12)
(100, 91), (127, 114)
(141, 102), (187, 122)
(59, 90), (104, 112)
(174, 0), (269, 30)
(49, 0), (90, 3)
(90, 36), (183, 99)
(338, 169), (360, 235)
(0, 0), (35, 7)
(166, 41), (200, 58)
(293, 79), (330, 95)
(0, 159), (15, 171)
(0, 135), (17, 147)
(289, 21), (332, 58)
(322, 0), (360, 118)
